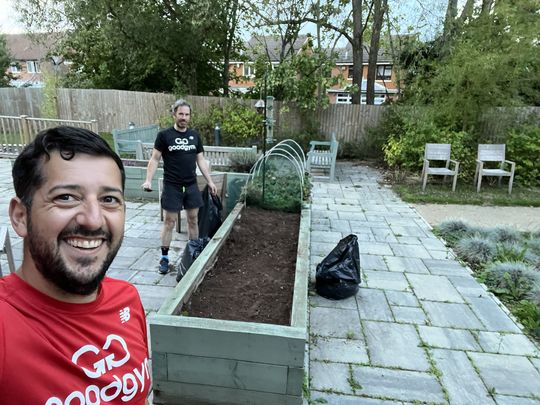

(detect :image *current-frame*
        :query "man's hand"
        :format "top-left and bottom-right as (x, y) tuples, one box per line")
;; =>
(208, 181), (218, 196)
(141, 181), (152, 191)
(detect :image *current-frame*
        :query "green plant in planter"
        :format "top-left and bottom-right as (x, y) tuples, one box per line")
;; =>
(245, 159), (311, 213)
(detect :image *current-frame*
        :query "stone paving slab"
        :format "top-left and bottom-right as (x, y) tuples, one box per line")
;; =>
(406, 273), (464, 303)
(431, 348), (496, 404)
(363, 321), (429, 371)
(418, 325), (481, 351)
(350, 366), (446, 403)
(310, 336), (369, 364)
(468, 352), (540, 397)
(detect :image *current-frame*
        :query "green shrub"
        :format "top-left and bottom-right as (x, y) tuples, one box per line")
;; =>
(507, 124), (540, 187)
(435, 220), (477, 245)
(486, 226), (523, 244)
(454, 236), (496, 268)
(483, 261), (539, 301)
(512, 301), (540, 341)
(494, 242), (528, 263)
(191, 101), (261, 147)
(381, 108), (474, 177)
(229, 150), (259, 173)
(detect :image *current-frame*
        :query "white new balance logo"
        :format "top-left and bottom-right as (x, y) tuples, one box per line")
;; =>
(119, 307), (130, 323)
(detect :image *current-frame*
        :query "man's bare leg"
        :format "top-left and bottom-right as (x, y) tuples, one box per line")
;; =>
(159, 210), (177, 274)
(185, 208), (199, 240)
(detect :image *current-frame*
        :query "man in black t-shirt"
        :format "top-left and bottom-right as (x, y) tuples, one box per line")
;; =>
(142, 99), (217, 274)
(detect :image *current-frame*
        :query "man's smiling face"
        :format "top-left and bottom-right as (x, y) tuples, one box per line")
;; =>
(23, 152), (125, 295)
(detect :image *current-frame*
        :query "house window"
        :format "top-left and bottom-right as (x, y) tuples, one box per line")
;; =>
(26, 61), (41, 73)
(376, 65), (392, 80)
(10, 64), (20, 73)
(347, 66), (353, 79)
(361, 94), (386, 105)
(244, 64), (255, 78)
(336, 93), (352, 104)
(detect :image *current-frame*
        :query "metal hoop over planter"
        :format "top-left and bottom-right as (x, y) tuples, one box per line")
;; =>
(247, 139), (307, 203)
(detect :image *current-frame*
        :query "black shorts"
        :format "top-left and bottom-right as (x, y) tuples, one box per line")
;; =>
(161, 182), (203, 213)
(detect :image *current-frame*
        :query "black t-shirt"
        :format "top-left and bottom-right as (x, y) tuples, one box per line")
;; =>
(154, 127), (204, 186)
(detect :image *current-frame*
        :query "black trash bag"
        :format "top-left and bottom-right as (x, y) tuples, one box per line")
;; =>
(315, 234), (361, 300)
(177, 237), (211, 282)
(198, 185), (223, 239)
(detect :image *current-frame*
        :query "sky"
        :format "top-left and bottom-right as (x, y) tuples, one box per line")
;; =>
(0, 0), (455, 39)
(0, 0), (25, 34)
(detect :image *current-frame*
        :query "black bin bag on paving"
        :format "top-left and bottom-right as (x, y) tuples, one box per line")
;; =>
(316, 234), (361, 300)
(198, 185), (223, 239)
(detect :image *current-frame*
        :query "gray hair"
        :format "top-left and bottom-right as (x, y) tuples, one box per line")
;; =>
(171, 99), (191, 114)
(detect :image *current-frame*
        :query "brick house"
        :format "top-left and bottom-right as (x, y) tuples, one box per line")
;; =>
(4, 33), (66, 88)
(228, 35), (399, 104)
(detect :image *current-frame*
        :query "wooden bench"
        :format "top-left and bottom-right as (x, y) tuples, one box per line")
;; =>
(158, 173), (228, 234)
(112, 124), (159, 159)
(0, 227), (16, 277)
(141, 143), (257, 168)
(306, 133), (339, 181)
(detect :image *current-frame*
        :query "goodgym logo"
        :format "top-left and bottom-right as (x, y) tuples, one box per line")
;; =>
(71, 334), (130, 379)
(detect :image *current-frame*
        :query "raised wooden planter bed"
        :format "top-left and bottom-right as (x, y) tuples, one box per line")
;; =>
(149, 202), (310, 405)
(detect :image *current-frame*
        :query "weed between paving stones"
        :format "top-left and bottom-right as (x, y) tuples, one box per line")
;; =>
(185, 206), (300, 325)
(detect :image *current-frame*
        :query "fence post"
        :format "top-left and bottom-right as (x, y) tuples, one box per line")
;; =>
(91, 119), (98, 134)
(19, 115), (30, 145)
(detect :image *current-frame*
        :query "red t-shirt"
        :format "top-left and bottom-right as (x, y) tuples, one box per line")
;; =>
(0, 274), (150, 404)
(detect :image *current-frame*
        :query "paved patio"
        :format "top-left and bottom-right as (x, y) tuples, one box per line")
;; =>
(1, 158), (539, 404)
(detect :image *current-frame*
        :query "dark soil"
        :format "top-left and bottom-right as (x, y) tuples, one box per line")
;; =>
(185, 206), (300, 326)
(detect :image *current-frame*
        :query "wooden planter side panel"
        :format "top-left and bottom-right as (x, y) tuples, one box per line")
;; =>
(153, 381), (302, 405)
(150, 202), (309, 405)
(291, 205), (310, 329)
(151, 315), (305, 366)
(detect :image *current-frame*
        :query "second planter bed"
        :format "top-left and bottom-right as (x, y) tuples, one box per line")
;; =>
(149, 201), (310, 405)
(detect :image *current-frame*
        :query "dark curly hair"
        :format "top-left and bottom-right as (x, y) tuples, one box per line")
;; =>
(12, 126), (125, 208)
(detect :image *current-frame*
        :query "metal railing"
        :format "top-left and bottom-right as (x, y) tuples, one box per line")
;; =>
(0, 115), (98, 157)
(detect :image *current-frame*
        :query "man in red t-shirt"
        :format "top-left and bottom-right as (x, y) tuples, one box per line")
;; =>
(0, 127), (150, 404)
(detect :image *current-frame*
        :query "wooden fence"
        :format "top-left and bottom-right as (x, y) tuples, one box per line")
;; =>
(0, 88), (384, 144)
(1, 88), (537, 148)
(0, 114), (98, 157)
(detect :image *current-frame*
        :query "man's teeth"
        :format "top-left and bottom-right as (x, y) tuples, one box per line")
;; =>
(67, 239), (103, 249)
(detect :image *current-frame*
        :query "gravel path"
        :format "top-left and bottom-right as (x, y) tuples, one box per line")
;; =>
(413, 203), (540, 232)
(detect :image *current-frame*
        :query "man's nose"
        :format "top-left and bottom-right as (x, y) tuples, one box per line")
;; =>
(76, 199), (104, 229)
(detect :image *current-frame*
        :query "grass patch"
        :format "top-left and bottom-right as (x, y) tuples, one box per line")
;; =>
(393, 181), (540, 207)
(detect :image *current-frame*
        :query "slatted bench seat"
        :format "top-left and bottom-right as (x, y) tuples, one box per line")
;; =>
(306, 134), (339, 181)
(141, 143), (257, 168)
(112, 124), (160, 159)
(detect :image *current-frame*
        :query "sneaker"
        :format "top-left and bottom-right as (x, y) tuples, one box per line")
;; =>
(158, 258), (169, 274)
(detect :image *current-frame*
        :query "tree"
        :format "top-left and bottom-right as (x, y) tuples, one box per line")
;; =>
(399, 0), (539, 132)
(0, 35), (14, 87)
(17, 0), (244, 94)
(365, 0), (388, 105)
(244, 0), (380, 104)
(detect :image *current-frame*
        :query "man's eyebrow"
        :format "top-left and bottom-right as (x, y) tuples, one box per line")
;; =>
(47, 185), (123, 194)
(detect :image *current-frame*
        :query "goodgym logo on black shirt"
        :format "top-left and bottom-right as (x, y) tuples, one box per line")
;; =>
(168, 137), (196, 152)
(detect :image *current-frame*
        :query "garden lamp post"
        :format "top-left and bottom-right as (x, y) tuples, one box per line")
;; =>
(254, 97), (267, 203)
